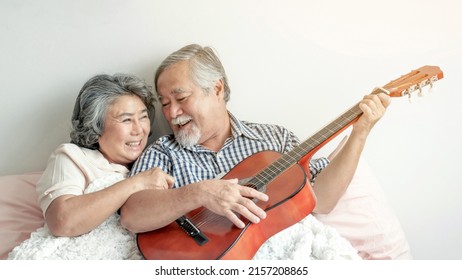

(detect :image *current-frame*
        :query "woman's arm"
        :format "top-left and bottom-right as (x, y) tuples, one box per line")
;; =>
(40, 145), (174, 237)
(45, 167), (173, 237)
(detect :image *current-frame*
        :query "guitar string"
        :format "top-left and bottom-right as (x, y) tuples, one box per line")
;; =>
(192, 210), (232, 228)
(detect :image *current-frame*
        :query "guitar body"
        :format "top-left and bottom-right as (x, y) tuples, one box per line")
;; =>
(137, 150), (316, 260)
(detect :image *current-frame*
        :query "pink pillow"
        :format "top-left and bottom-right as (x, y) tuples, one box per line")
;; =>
(313, 158), (413, 259)
(0, 172), (45, 259)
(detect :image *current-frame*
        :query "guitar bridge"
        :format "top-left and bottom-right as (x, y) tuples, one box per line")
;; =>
(176, 216), (209, 246)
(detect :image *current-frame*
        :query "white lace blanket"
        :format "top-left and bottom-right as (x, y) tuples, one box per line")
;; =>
(8, 174), (360, 260)
(8, 174), (142, 260)
(254, 214), (360, 260)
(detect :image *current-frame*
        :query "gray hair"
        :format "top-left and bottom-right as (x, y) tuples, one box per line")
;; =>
(70, 73), (155, 149)
(154, 44), (231, 102)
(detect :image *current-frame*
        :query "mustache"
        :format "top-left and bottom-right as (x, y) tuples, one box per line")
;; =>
(171, 115), (193, 126)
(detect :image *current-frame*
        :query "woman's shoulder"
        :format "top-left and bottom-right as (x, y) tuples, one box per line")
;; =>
(54, 143), (82, 153)
(54, 143), (98, 158)
(48, 143), (98, 166)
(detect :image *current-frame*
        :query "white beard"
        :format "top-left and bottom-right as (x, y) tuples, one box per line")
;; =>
(171, 115), (201, 147)
(174, 124), (201, 147)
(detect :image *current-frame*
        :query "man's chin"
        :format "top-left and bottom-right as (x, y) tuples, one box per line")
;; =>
(175, 132), (200, 147)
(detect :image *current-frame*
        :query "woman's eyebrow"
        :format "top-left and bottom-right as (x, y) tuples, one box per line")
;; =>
(115, 108), (148, 118)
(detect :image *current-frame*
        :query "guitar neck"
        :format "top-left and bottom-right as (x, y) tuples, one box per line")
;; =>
(256, 87), (390, 186)
(255, 102), (361, 185)
(253, 65), (444, 187)
(291, 102), (362, 159)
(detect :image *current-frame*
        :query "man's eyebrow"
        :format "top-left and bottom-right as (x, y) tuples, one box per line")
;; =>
(172, 88), (191, 94)
(158, 88), (191, 100)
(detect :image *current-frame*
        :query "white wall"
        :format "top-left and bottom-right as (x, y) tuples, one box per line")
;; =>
(1, 0), (461, 259)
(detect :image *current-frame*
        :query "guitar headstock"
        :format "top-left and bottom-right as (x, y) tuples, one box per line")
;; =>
(378, 65), (444, 98)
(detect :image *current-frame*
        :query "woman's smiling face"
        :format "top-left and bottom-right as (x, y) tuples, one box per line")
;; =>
(98, 94), (150, 166)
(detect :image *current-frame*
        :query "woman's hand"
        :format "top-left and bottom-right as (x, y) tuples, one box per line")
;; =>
(130, 167), (174, 192)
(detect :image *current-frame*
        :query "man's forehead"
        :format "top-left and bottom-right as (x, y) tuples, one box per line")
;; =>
(158, 87), (192, 99)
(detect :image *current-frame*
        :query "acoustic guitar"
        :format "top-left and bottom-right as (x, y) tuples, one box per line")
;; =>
(136, 65), (444, 260)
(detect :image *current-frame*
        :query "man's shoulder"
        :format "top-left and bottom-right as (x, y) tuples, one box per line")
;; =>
(156, 133), (176, 143)
(240, 120), (291, 134)
(145, 134), (179, 151)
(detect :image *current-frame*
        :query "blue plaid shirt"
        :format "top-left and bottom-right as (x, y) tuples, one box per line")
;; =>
(129, 112), (329, 187)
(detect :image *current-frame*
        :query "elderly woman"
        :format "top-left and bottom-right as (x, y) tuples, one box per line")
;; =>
(8, 73), (174, 260)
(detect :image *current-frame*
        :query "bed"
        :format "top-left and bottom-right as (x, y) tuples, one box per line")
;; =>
(0, 155), (412, 260)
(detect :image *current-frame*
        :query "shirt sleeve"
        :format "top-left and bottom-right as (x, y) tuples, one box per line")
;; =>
(36, 145), (87, 216)
(308, 157), (330, 183)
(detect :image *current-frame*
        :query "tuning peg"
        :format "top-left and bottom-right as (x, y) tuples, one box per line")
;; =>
(417, 87), (424, 97)
(428, 79), (434, 88)
(407, 93), (412, 103)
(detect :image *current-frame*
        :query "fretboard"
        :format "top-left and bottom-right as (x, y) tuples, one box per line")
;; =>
(255, 103), (361, 187)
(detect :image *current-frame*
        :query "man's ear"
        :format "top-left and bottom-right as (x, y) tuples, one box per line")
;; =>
(213, 79), (225, 99)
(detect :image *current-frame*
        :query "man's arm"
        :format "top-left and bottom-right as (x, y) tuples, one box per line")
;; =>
(311, 92), (391, 214)
(120, 178), (268, 233)
(120, 182), (202, 233)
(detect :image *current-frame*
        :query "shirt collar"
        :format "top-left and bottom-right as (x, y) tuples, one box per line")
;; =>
(228, 111), (262, 141)
(159, 111), (263, 152)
